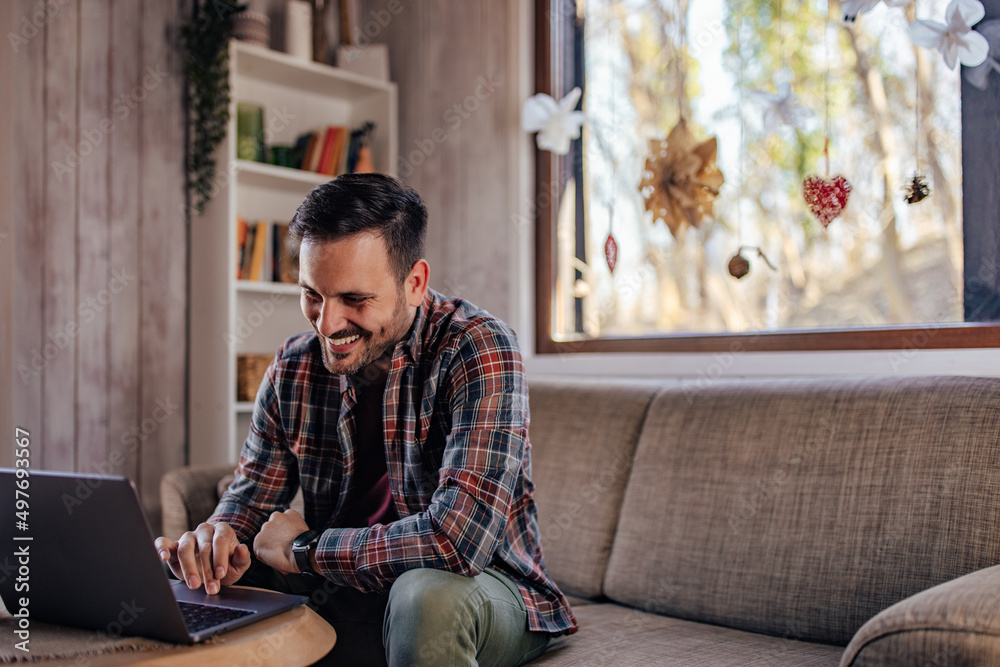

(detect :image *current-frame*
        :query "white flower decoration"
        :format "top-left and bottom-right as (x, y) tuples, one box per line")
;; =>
(521, 87), (587, 155)
(908, 0), (989, 69)
(841, 0), (909, 23)
(749, 81), (814, 132)
(964, 19), (1000, 89)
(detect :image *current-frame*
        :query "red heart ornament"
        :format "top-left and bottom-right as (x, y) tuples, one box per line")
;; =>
(604, 233), (618, 273)
(802, 175), (852, 228)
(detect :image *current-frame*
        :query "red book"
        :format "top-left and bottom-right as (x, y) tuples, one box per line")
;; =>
(316, 127), (337, 176)
(323, 127), (346, 176)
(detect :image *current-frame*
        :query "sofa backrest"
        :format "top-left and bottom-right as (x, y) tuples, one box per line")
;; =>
(600, 376), (1000, 646)
(527, 380), (658, 599)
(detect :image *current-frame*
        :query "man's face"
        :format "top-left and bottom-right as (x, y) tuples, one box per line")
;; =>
(298, 233), (417, 376)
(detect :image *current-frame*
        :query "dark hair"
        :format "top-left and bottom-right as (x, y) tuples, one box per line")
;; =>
(289, 173), (427, 282)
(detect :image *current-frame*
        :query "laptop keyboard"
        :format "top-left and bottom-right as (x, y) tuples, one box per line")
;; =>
(178, 601), (256, 633)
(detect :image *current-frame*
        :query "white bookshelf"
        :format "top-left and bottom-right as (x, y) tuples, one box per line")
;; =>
(189, 41), (398, 465)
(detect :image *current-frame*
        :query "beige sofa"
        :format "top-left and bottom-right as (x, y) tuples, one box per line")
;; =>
(162, 376), (1000, 665)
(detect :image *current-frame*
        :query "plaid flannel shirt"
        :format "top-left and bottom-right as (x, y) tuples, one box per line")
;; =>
(211, 289), (578, 636)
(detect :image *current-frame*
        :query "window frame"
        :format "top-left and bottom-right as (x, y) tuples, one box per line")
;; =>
(533, 0), (1000, 355)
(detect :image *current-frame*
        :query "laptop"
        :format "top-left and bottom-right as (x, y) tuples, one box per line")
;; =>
(0, 469), (308, 644)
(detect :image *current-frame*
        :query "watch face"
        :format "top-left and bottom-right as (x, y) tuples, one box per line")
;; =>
(293, 529), (319, 548)
(293, 529), (319, 574)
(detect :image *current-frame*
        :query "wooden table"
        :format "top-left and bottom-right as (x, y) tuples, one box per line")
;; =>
(1, 603), (337, 666)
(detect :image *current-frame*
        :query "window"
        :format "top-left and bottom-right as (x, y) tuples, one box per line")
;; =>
(534, 0), (1000, 353)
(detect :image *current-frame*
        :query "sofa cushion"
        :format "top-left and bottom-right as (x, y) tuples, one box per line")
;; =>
(527, 602), (842, 665)
(841, 564), (1000, 666)
(527, 380), (658, 599)
(603, 376), (1000, 646)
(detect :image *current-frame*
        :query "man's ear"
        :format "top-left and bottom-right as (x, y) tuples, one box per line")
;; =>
(405, 259), (430, 307)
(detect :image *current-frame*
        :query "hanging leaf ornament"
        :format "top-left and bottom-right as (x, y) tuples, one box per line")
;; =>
(604, 233), (618, 273)
(521, 87), (587, 156)
(639, 119), (724, 239)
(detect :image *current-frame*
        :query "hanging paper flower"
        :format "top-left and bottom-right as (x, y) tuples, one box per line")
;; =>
(909, 0), (989, 69)
(521, 87), (587, 156)
(638, 119), (725, 239)
(964, 19), (1000, 90)
(841, 0), (909, 23)
(749, 81), (814, 132)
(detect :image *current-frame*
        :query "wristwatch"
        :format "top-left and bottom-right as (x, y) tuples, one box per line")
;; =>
(292, 529), (320, 575)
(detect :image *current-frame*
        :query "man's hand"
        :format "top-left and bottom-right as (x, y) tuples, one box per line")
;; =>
(155, 522), (251, 595)
(254, 509), (310, 575)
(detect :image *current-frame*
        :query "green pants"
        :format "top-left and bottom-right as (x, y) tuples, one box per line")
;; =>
(240, 560), (551, 666)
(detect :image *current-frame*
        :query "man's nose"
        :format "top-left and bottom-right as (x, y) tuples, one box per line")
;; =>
(316, 301), (350, 338)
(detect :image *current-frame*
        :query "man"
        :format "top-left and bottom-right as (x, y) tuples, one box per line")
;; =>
(155, 173), (577, 665)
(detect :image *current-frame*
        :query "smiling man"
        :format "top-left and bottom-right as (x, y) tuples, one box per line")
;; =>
(155, 174), (576, 666)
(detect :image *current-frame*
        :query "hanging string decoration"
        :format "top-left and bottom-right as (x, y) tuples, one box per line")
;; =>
(750, 2), (813, 133)
(639, 118), (724, 239)
(802, 7), (851, 228)
(905, 51), (931, 206)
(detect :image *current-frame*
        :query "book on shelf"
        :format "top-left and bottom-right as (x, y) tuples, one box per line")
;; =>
(233, 99), (378, 175)
(240, 222), (256, 280)
(248, 221), (268, 282)
(292, 132), (312, 170)
(303, 131), (323, 172)
(235, 217), (249, 280)
(235, 219), (300, 283)
(274, 222), (300, 284)
(269, 122), (376, 175)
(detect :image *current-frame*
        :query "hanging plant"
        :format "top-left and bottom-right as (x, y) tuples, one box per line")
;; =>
(181, 0), (247, 214)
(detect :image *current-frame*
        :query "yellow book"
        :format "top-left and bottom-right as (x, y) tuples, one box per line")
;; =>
(249, 221), (268, 280)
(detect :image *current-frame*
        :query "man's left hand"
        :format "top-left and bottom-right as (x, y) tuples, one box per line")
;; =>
(254, 509), (309, 574)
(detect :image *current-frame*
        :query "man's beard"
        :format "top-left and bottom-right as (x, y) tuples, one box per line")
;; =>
(315, 289), (410, 376)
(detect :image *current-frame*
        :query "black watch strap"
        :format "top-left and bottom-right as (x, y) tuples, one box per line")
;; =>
(292, 529), (320, 575)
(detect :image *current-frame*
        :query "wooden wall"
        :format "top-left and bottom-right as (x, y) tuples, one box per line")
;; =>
(7, 0), (189, 525)
(357, 0), (522, 323)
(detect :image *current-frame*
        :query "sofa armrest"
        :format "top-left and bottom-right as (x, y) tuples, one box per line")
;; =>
(159, 464), (235, 540)
(841, 564), (1000, 666)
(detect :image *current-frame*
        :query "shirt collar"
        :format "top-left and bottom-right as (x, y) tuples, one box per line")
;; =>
(394, 288), (436, 367)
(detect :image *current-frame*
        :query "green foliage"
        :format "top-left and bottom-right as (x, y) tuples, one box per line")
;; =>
(181, 0), (247, 214)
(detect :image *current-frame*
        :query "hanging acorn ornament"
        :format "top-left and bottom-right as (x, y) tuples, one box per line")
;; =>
(727, 246), (777, 280)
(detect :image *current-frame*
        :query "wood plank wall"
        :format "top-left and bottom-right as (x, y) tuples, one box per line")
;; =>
(9, 0), (189, 527)
(358, 0), (518, 323)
